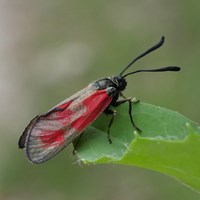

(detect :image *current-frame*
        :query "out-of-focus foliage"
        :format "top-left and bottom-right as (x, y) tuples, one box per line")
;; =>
(1, 1), (200, 200)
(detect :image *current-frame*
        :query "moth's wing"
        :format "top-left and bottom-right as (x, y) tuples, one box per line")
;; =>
(19, 86), (113, 164)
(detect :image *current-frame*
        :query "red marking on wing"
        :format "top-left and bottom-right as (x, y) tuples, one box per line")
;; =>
(56, 100), (74, 110)
(37, 103), (75, 147)
(22, 88), (113, 163)
(39, 129), (64, 147)
(71, 90), (112, 131)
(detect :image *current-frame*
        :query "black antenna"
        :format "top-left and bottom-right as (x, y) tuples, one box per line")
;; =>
(122, 66), (181, 78)
(120, 36), (165, 76)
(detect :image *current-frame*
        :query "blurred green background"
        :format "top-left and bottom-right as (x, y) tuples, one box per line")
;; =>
(1, 0), (200, 199)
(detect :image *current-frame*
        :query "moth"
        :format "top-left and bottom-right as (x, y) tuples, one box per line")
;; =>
(18, 36), (180, 164)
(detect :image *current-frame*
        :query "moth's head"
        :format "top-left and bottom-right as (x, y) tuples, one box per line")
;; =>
(110, 76), (127, 91)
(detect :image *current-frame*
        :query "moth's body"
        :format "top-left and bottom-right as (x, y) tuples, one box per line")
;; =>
(18, 36), (180, 164)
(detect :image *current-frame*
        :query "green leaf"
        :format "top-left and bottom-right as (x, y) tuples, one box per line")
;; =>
(75, 102), (200, 192)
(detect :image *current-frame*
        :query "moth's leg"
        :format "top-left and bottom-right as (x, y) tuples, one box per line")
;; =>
(119, 92), (127, 100)
(112, 98), (141, 132)
(126, 99), (141, 132)
(120, 92), (140, 103)
(104, 109), (117, 144)
(73, 132), (84, 155)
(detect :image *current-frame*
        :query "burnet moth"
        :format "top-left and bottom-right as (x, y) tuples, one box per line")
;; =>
(18, 36), (180, 164)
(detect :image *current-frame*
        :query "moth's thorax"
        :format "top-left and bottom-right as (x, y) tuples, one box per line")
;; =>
(93, 76), (127, 92)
